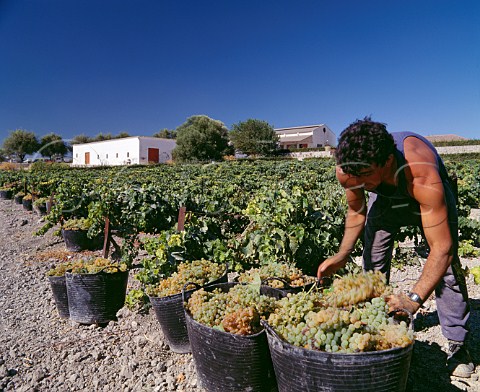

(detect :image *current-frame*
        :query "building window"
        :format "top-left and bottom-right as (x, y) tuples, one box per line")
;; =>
(75, 153), (78, 158)
(97, 155), (100, 159)
(106, 154), (108, 159)
(127, 152), (130, 158)
(116, 153), (119, 158)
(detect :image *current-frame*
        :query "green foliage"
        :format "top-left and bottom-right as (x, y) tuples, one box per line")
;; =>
(234, 185), (345, 275)
(115, 132), (131, 139)
(3, 154), (479, 277)
(92, 132), (113, 142)
(458, 216), (480, 246)
(2, 129), (39, 161)
(173, 115), (233, 162)
(39, 133), (68, 159)
(153, 128), (176, 139)
(125, 289), (150, 312)
(391, 243), (423, 269)
(229, 119), (278, 156)
(432, 139), (480, 147)
(33, 196), (48, 207)
(458, 240), (480, 258)
(137, 221), (233, 287)
(70, 134), (92, 145)
(470, 266), (480, 284)
(0, 148), (7, 162)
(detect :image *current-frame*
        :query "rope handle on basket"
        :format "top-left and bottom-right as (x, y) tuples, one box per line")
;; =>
(181, 282), (202, 303)
(262, 277), (292, 289)
(388, 308), (414, 330)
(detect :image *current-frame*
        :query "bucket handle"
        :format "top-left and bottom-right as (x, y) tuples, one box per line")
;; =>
(260, 319), (279, 337)
(388, 308), (414, 330)
(181, 281), (202, 303)
(261, 277), (292, 289)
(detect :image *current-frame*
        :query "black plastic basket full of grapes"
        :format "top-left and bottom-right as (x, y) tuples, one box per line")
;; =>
(182, 282), (279, 392)
(236, 262), (317, 299)
(148, 260), (228, 354)
(260, 277), (317, 299)
(262, 271), (415, 392)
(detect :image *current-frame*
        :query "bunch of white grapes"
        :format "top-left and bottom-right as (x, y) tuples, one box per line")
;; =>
(267, 271), (414, 353)
(146, 259), (225, 297)
(237, 262), (316, 288)
(186, 284), (277, 335)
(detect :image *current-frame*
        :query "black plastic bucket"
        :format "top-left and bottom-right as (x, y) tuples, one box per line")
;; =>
(0, 190), (13, 200)
(48, 275), (70, 319)
(183, 282), (278, 392)
(149, 271), (228, 354)
(263, 322), (413, 392)
(149, 293), (190, 353)
(62, 229), (104, 252)
(22, 198), (32, 211)
(66, 270), (129, 324)
(34, 203), (47, 216)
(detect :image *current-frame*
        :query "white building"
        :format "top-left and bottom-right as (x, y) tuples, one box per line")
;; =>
(275, 124), (336, 149)
(72, 137), (176, 166)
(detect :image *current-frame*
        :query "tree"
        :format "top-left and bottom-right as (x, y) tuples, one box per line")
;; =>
(115, 132), (131, 139)
(70, 134), (92, 145)
(2, 129), (39, 162)
(153, 128), (177, 139)
(229, 119), (279, 156)
(92, 132), (113, 142)
(39, 133), (68, 159)
(0, 148), (6, 162)
(172, 115), (233, 163)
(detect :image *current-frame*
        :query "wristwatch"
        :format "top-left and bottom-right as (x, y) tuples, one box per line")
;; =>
(406, 291), (423, 305)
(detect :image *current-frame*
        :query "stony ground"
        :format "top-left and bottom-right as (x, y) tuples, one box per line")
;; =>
(0, 199), (479, 392)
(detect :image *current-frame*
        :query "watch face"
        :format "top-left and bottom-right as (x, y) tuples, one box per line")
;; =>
(408, 292), (422, 304)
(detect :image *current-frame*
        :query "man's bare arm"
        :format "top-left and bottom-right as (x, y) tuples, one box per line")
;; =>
(317, 169), (366, 278)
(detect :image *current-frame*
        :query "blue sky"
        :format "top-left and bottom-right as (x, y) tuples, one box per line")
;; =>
(1, 0), (479, 144)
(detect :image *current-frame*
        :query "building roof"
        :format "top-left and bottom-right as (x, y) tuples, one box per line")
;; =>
(424, 134), (468, 142)
(72, 136), (173, 146)
(275, 124), (326, 131)
(277, 135), (312, 143)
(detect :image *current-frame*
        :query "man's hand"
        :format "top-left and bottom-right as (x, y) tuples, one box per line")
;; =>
(317, 254), (348, 282)
(384, 293), (421, 315)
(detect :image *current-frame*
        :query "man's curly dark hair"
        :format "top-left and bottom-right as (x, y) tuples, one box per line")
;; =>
(335, 117), (396, 175)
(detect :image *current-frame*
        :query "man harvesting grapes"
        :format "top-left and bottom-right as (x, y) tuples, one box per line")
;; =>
(317, 117), (474, 378)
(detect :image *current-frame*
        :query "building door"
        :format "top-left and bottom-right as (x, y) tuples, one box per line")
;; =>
(148, 148), (159, 163)
(85, 152), (90, 165)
